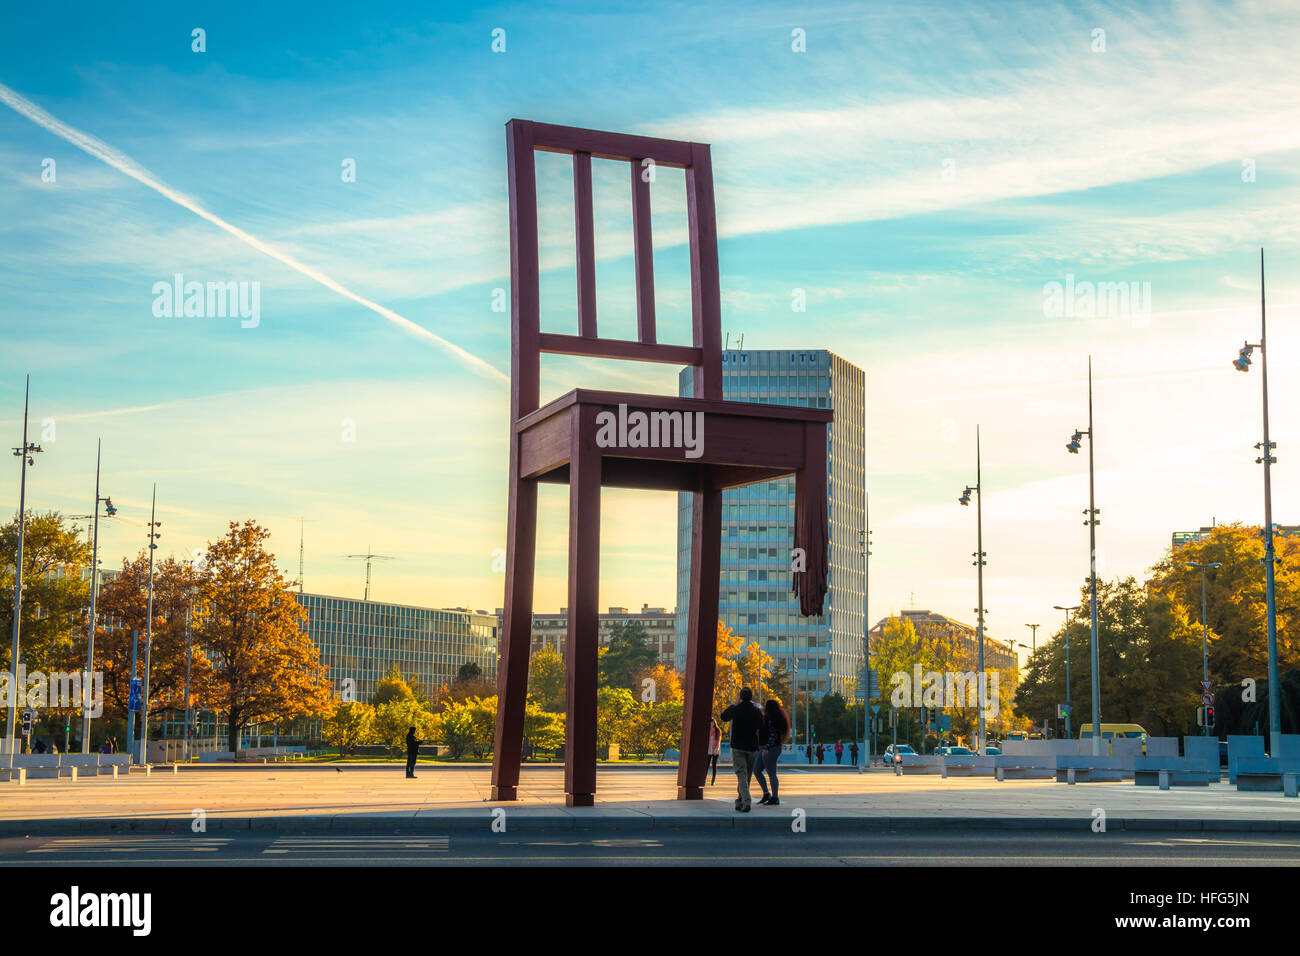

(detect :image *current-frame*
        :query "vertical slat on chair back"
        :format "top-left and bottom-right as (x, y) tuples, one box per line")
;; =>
(506, 118), (723, 418)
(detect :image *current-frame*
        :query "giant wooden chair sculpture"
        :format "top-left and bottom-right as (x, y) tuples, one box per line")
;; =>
(491, 119), (832, 806)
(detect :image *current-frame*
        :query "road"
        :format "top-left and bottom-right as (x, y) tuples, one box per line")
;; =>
(6, 829), (1300, 866)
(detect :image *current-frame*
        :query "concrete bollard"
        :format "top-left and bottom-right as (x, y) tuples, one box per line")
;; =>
(995, 767), (1005, 782)
(1067, 768), (1077, 785)
(1159, 770), (1170, 791)
(68, 766), (78, 782)
(941, 763), (948, 779)
(110, 765), (119, 779)
(1284, 774), (1298, 798)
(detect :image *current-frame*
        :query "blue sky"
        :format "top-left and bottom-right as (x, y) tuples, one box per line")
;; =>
(3, 0), (1300, 657)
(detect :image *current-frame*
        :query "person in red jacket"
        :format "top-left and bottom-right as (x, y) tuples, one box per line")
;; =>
(706, 717), (722, 785)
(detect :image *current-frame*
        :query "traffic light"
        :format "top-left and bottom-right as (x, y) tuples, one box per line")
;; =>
(21, 710), (32, 735)
(1206, 704), (1215, 725)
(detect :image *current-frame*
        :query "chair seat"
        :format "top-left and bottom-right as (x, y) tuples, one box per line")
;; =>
(517, 388), (832, 492)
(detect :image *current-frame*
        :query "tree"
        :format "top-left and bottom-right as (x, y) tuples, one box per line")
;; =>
(371, 664), (416, 707)
(196, 520), (332, 752)
(768, 659), (794, 709)
(456, 661), (483, 684)
(597, 686), (637, 749)
(633, 662), (683, 704)
(0, 512), (90, 674)
(1013, 578), (1202, 737)
(322, 701), (375, 757)
(528, 646), (566, 712)
(83, 552), (214, 727)
(599, 621), (657, 691)
(437, 699), (478, 759)
(374, 698), (437, 756)
(523, 701), (565, 753)
(711, 620), (745, 719)
(1150, 523), (1300, 683)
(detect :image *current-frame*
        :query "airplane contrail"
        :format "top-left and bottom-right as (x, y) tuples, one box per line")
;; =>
(0, 81), (507, 384)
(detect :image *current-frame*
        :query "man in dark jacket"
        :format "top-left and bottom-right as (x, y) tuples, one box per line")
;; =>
(405, 726), (422, 778)
(720, 687), (763, 812)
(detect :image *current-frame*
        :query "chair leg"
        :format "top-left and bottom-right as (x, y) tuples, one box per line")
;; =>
(491, 468), (537, 801)
(565, 418), (601, 807)
(678, 479), (721, 800)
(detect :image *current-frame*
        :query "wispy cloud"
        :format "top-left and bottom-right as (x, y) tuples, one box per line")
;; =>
(0, 81), (507, 384)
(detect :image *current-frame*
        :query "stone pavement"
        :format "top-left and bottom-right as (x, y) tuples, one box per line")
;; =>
(1, 764), (1297, 834)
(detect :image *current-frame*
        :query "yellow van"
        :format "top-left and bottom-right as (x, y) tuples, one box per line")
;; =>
(1078, 723), (1147, 741)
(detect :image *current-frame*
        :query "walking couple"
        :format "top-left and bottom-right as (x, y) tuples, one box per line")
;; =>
(720, 687), (790, 812)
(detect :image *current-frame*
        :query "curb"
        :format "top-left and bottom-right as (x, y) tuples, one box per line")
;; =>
(3, 814), (1299, 836)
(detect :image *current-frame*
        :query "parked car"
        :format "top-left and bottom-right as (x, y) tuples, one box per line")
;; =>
(938, 746), (974, 756)
(985, 746), (1001, 756)
(884, 744), (917, 765)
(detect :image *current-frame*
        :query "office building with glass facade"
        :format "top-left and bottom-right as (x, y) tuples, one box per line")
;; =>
(675, 349), (865, 699)
(296, 592), (499, 703)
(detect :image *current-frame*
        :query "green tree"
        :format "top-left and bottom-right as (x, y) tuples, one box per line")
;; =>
(0, 512), (91, 674)
(437, 699), (477, 759)
(456, 661), (483, 684)
(599, 622), (657, 691)
(523, 701), (565, 753)
(597, 686), (638, 749)
(528, 646), (566, 712)
(374, 697), (437, 756)
(371, 664), (416, 707)
(322, 701), (375, 757)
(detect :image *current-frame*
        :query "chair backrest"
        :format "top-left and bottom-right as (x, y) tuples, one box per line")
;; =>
(506, 119), (723, 419)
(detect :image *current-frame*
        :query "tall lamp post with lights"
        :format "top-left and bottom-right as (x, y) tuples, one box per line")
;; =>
(1232, 249), (1282, 747)
(1066, 360), (1103, 756)
(957, 426), (988, 753)
(6, 376), (43, 760)
(81, 439), (117, 752)
(1053, 604), (1080, 739)
(138, 486), (161, 765)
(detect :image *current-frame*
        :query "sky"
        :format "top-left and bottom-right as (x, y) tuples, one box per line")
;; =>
(2, 0), (1299, 666)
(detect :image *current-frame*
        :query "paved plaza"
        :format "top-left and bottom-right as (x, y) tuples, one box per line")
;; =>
(2, 763), (1297, 834)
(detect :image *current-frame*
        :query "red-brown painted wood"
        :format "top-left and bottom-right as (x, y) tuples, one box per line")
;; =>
(538, 334), (699, 366)
(678, 477), (721, 799)
(631, 160), (657, 344)
(565, 406), (601, 807)
(573, 151), (598, 339)
(491, 119), (832, 807)
(686, 143), (723, 401)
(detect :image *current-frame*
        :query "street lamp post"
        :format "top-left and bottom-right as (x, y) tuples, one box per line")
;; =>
(1067, 359), (1103, 755)
(6, 375), (43, 761)
(1232, 249), (1281, 748)
(138, 485), (161, 765)
(957, 426), (987, 753)
(1024, 624), (1039, 655)
(1188, 562), (1222, 736)
(81, 439), (116, 753)
(1053, 605), (1080, 738)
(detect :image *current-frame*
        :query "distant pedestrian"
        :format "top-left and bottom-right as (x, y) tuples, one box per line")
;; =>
(100, 739), (111, 754)
(850, 741), (859, 766)
(707, 717), (721, 785)
(720, 687), (763, 812)
(405, 726), (422, 778)
(805, 743), (813, 764)
(754, 700), (790, 807)
(815, 742), (824, 764)
(834, 740), (844, 764)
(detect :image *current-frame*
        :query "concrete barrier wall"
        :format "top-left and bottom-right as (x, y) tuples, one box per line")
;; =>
(1275, 734), (1300, 761)
(1111, 738), (1142, 771)
(1183, 736), (1219, 776)
(1146, 737), (1179, 757)
(1228, 735), (1266, 783)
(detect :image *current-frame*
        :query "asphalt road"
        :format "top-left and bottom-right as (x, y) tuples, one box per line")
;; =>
(6, 829), (1300, 866)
